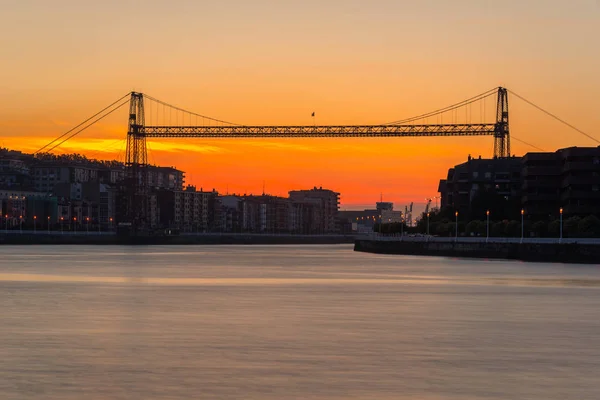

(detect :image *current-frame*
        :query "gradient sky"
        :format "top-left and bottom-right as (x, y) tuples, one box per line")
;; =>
(1, 0), (599, 210)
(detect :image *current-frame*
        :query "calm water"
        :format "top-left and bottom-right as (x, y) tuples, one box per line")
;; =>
(1, 245), (599, 399)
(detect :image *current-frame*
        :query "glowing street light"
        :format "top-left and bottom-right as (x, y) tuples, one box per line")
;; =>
(455, 211), (459, 239)
(520, 209), (525, 242)
(486, 210), (490, 241)
(559, 207), (563, 242)
(34, 215), (37, 233)
(426, 212), (430, 235)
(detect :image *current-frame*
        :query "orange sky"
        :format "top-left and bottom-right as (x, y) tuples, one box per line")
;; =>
(1, 1), (599, 210)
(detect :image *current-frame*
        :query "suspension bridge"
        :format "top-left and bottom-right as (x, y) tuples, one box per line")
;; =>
(34, 86), (595, 235)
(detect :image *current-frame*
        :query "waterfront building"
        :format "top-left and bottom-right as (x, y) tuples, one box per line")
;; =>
(0, 190), (57, 227)
(438, 147), (600, 220)
(522, 146), (600, 218)
(156, 186), (218, 232)
(289, 187), (340, 233)
(438, 155), (522, 219)
(147, 166), (185, 191)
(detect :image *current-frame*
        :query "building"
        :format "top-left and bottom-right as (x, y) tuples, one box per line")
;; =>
(0, 190), (58, 228)
(522, 147), (600, 218)
(0, 153), (32, 190)
(381, 209), (403, 223)
(220, 195), (243, 232)
(438, 147), (600, 220)
(156, 186), (218, 232)
(438, 155), (522, 219)
(31, 164), (102, 193)
(521, 152), (561, 218)
(147, 166), (184, 191)
(376, 202), (393, 214)
(241, 195), (291, 233)
(289, 187), (340, 233)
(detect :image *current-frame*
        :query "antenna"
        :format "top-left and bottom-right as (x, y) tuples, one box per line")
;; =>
(262, 180), (265, 196)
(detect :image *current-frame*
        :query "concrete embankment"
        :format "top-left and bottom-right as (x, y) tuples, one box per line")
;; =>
(0, 233), (356, 245)
(354, 238), (600, 264)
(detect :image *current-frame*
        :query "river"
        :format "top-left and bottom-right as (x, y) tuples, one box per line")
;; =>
(1, 245), (599, 399)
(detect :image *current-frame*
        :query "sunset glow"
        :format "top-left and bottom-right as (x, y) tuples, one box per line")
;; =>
(1, 1), (598, 209)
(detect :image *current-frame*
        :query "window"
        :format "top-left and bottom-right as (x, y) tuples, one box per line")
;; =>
(485, 172), (492, 179)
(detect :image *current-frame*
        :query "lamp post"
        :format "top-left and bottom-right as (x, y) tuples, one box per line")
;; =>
(455, 211), (458, 240)
(486, 210), (490, 241)
(109, 217), (113, 232)
(86, 217), (90, 234)
(47, 216), (50, 233)
(73, 217), (77, 233)
(520, 209), (524, 243)
(426, 212), (430, 235)
(4, 214), (7, 233)
(400, 217), (404, 238)
(19, 215), (23, 234)
(34, 215), (37, 233)
(60, 217), (64, 234)
(559, 207), (563, 242)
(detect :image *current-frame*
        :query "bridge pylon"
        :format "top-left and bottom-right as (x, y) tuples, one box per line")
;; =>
(122, 92), (149, 235)
(494, 87), (510, 158)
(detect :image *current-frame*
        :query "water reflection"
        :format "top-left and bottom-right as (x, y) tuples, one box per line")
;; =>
(1, 245), (599, 399)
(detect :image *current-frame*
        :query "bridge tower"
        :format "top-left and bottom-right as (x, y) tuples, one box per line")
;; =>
(494, 87), (510, 158)
(123, 92), (148, 235)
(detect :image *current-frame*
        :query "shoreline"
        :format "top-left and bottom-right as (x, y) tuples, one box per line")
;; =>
(354, 237), (600, 264)
(0, 233), (357, 246)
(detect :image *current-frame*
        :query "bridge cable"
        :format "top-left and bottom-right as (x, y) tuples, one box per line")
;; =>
(508, 90), (599, 144)
(511, 136), (545, 152)
(143, 94), (240, 126)
(44, 98), (131, 154)
(35, 92), (132, 154)
(385, 87), (499, 125)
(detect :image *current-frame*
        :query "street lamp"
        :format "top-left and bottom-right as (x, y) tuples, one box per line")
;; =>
(34, 215), (37, 233)
(86, 217), (90, 234)
(47, 216), (50, 233)
(73, 217), (77, 233)
(4, 214), (7, 233)
(486, 210), (490, 241)
(426, 212), (430, 235)
(559, 207), (563, 242)
(400, 217), (404, 238)
(19, 215), (23, 234)
(520, 209), (524, 242)
(455, 211), (458, 240)
(60, 217), (64, 234)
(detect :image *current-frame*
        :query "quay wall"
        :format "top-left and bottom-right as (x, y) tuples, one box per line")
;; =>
(354, 237), (600, 264)
(0, 233), (356, 245)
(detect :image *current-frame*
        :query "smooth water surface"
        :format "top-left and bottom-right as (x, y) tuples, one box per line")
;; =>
(1, 245), (599, 399)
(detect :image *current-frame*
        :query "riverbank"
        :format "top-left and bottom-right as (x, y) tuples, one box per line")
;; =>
(354, 237), (600, 264)
(0, 232), (357, 245)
